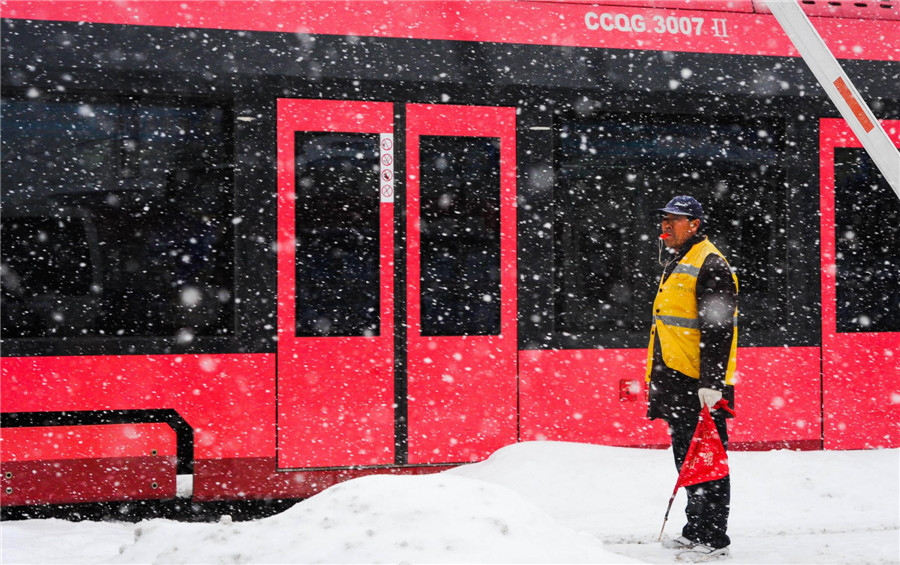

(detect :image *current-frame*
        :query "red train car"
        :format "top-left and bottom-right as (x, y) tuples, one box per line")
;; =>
(1, 0), (898, 510)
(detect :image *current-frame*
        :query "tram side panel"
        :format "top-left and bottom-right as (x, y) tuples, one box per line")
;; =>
(2, 5), (899, 508)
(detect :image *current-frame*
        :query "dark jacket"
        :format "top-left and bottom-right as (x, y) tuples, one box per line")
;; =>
(648, 234), (737, 423)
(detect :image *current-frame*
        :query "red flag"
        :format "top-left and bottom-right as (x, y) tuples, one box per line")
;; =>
(676, 402), (731, 488)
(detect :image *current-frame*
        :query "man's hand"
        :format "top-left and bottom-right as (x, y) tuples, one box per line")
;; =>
(699, 387), (723, 409)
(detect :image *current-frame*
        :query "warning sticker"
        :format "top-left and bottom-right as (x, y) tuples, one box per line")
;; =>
(380, 133), (394, 203)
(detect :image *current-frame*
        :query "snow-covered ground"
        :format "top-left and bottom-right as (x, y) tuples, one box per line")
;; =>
(1, 442), (898, 564)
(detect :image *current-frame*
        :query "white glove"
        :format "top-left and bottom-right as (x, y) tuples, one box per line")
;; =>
(698, 387), (723, 409)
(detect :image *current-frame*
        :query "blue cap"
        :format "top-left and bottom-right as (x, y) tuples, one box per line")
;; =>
(655, 195), (703, 220)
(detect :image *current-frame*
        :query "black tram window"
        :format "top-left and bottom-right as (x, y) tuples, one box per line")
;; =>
(419, 136), (501, 336)
(0, 100), (120, 191)
(1, 212), (100, 338)
(294, 132), (380, 337)
(834, 148), (900, 333)
(0, 97), (234, 340)
(553, 116), (786, 341)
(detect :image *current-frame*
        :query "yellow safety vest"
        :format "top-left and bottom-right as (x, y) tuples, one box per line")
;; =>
(645, 238), (738, 384)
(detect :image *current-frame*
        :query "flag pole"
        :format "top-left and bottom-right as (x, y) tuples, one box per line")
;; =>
(658, 489), (678, 540)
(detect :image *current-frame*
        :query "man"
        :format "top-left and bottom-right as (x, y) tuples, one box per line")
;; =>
(646, 195), (738, 562)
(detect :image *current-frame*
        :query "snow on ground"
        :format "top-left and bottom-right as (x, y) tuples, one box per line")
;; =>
(1, 442), (898, 564)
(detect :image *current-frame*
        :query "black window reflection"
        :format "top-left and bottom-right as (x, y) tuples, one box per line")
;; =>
(1, 97), (234, 340)
(294, 132), (380, 337)
(834, 148), (900, 333)
(554, 117), (785, 338)
(1, 209), (101, 337)
(420, 136), (501, 336)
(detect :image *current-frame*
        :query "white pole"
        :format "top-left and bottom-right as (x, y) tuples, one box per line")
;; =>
(765, 0), (900, 200)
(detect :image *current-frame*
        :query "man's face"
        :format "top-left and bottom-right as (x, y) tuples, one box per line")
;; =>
(660, 213), (700, 250)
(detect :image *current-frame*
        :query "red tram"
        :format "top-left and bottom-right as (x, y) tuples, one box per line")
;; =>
(1, 0), (898, 509)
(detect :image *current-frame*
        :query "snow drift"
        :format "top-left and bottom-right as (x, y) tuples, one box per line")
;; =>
(2, 442), (898, 564)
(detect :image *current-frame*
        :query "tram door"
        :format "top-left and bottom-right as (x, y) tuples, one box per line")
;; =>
(405, 105), (517, 465)
(819, 118), (900, 450)
(276, 99), (396, 469)
(276, 100), (517, 469)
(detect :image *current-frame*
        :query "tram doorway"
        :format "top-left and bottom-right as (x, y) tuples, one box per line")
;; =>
(275, 99), (517, 469)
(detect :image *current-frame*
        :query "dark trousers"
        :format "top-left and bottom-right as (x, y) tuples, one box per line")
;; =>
(669, 410), (731, 549)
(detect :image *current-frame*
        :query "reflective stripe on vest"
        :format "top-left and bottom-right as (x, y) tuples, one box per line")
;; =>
(645, 238), (738, 384)
(653, 314), (701, 330)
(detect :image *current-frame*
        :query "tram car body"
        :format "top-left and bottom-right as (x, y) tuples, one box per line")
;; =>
(1, 0), (898, 508)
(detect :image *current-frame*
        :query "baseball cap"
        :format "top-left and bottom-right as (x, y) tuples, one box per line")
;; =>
(655, 195), (703, 220)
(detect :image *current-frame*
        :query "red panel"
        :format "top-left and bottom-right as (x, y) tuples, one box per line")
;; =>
(1, 1), (897, 61)
(568, 0), (754, 12)
(405, 104), (518, 464)
(520, 347), (821, 448)
(519, 349), (670, 446)
(822, 331), (900, 449)
(819, 118), (900, 450)
(274, 339), (396, 468)
(275, 99), (395, 469)
(753, 0), (900, 21)
(1, 423), (177, 506)
(728, 347), (821, 445)
(1, 423), (175, 462)
(1, 457), (176, 506)
(192, 457), (450, 501)
(1, 354), (275, 460)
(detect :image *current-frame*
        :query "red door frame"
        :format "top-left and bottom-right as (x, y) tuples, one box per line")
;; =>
(819, 118), (900, 450)
(405, 104), (518, 464)
(276, 99), (396, 469)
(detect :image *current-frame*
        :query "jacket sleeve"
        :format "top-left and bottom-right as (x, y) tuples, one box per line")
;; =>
(696, 254), (737, 391)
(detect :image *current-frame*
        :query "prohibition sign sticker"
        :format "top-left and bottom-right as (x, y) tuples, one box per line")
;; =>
(380, 133), (394, 203)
